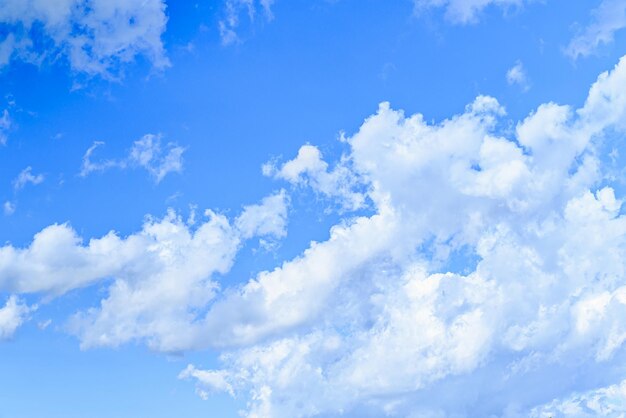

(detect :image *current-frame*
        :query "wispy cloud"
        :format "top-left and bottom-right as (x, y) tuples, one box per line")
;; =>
(566, 0), (626, 59)
(80, 134), (186, 183)
(414, 0), (529, 24)
(3, 201), (15, 216)
(13, 167), (44, 191)
(0, 0), (169, 78)
(219, 0), (275, 45)
(506, 60), (530, 91)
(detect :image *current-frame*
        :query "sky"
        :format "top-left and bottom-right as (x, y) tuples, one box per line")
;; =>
(2, 0), (626, 417)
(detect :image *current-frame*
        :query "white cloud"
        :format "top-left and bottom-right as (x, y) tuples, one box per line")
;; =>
(4, 34), (626, 418)
(68, 192), (288, 352)
(37, 319), (52, 330)
(80, 134), (185, 183)
(179, 364), (235, 398)
(263, 144), (366, 211)
(128, 134), (185, 183)
(0, 189), (288, 351)
(506, 60), (530, 91)
(0, 295), (33, 340)
(531, 378), (626, 417)
(414, 0), (529, 24)
(0, 109), (11, 145)
(79, 141), (121, 176)
(0, 0), (169, 77)
(235, 190), (289, 239)
(66, 210), (242, 352)
(13, 166), (44, 190)
(219, 0), (275, 45)
(3, 201), (15, 216)
(566, 0), (626, 59)
(177, 56), (626, 417)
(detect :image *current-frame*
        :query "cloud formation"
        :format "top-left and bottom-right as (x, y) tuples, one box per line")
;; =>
(0, 295), (33, 340)
(506, 60), (530, 91)
(0, 109), (10, 145)
(177, 56), (626, 417)
(566, 0), (626, 59)
(80, 134), (185, 183)
(3, 201), (15, 216)
(0, 190), (289, 351)
(0, 0), (169, 77)
(4, 35), (626, 418)
(263, 144), (366, 211)
(13, 166), (45, 190)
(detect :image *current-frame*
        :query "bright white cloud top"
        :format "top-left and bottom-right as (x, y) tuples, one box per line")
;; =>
(3, 52), (626, 416)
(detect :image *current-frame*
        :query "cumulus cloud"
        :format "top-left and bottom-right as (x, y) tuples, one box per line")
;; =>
(80, 134), (185, 183)
(414, 0), (529, 24)
(0, 0), (169, 77)
(13, 166), (45, 190)
(128, 134), (185, 183)
(177, 56), (626, 417)
(0, 295), (33, 340)
(0, 189), (288, 351)
(219, 0), (274, 45)
(263, 144), (366, 211)
(566, 0), (626, 59)
(506, 60), (530, 91)
(179, 364), (235, 398)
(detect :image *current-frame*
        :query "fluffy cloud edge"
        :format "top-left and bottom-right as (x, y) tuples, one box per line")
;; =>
(179, 55), (626, 417)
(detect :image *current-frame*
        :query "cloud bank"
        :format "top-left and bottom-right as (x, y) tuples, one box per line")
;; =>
(0, 190), (288, 352)
(3, 48), (626, 418)
(13, 166), (44, 190)
(0, 296), (33, 340)
(177, 56), (626, 417)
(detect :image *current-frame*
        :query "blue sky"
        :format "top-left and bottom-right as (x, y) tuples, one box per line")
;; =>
(2, 1), (626, 417)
